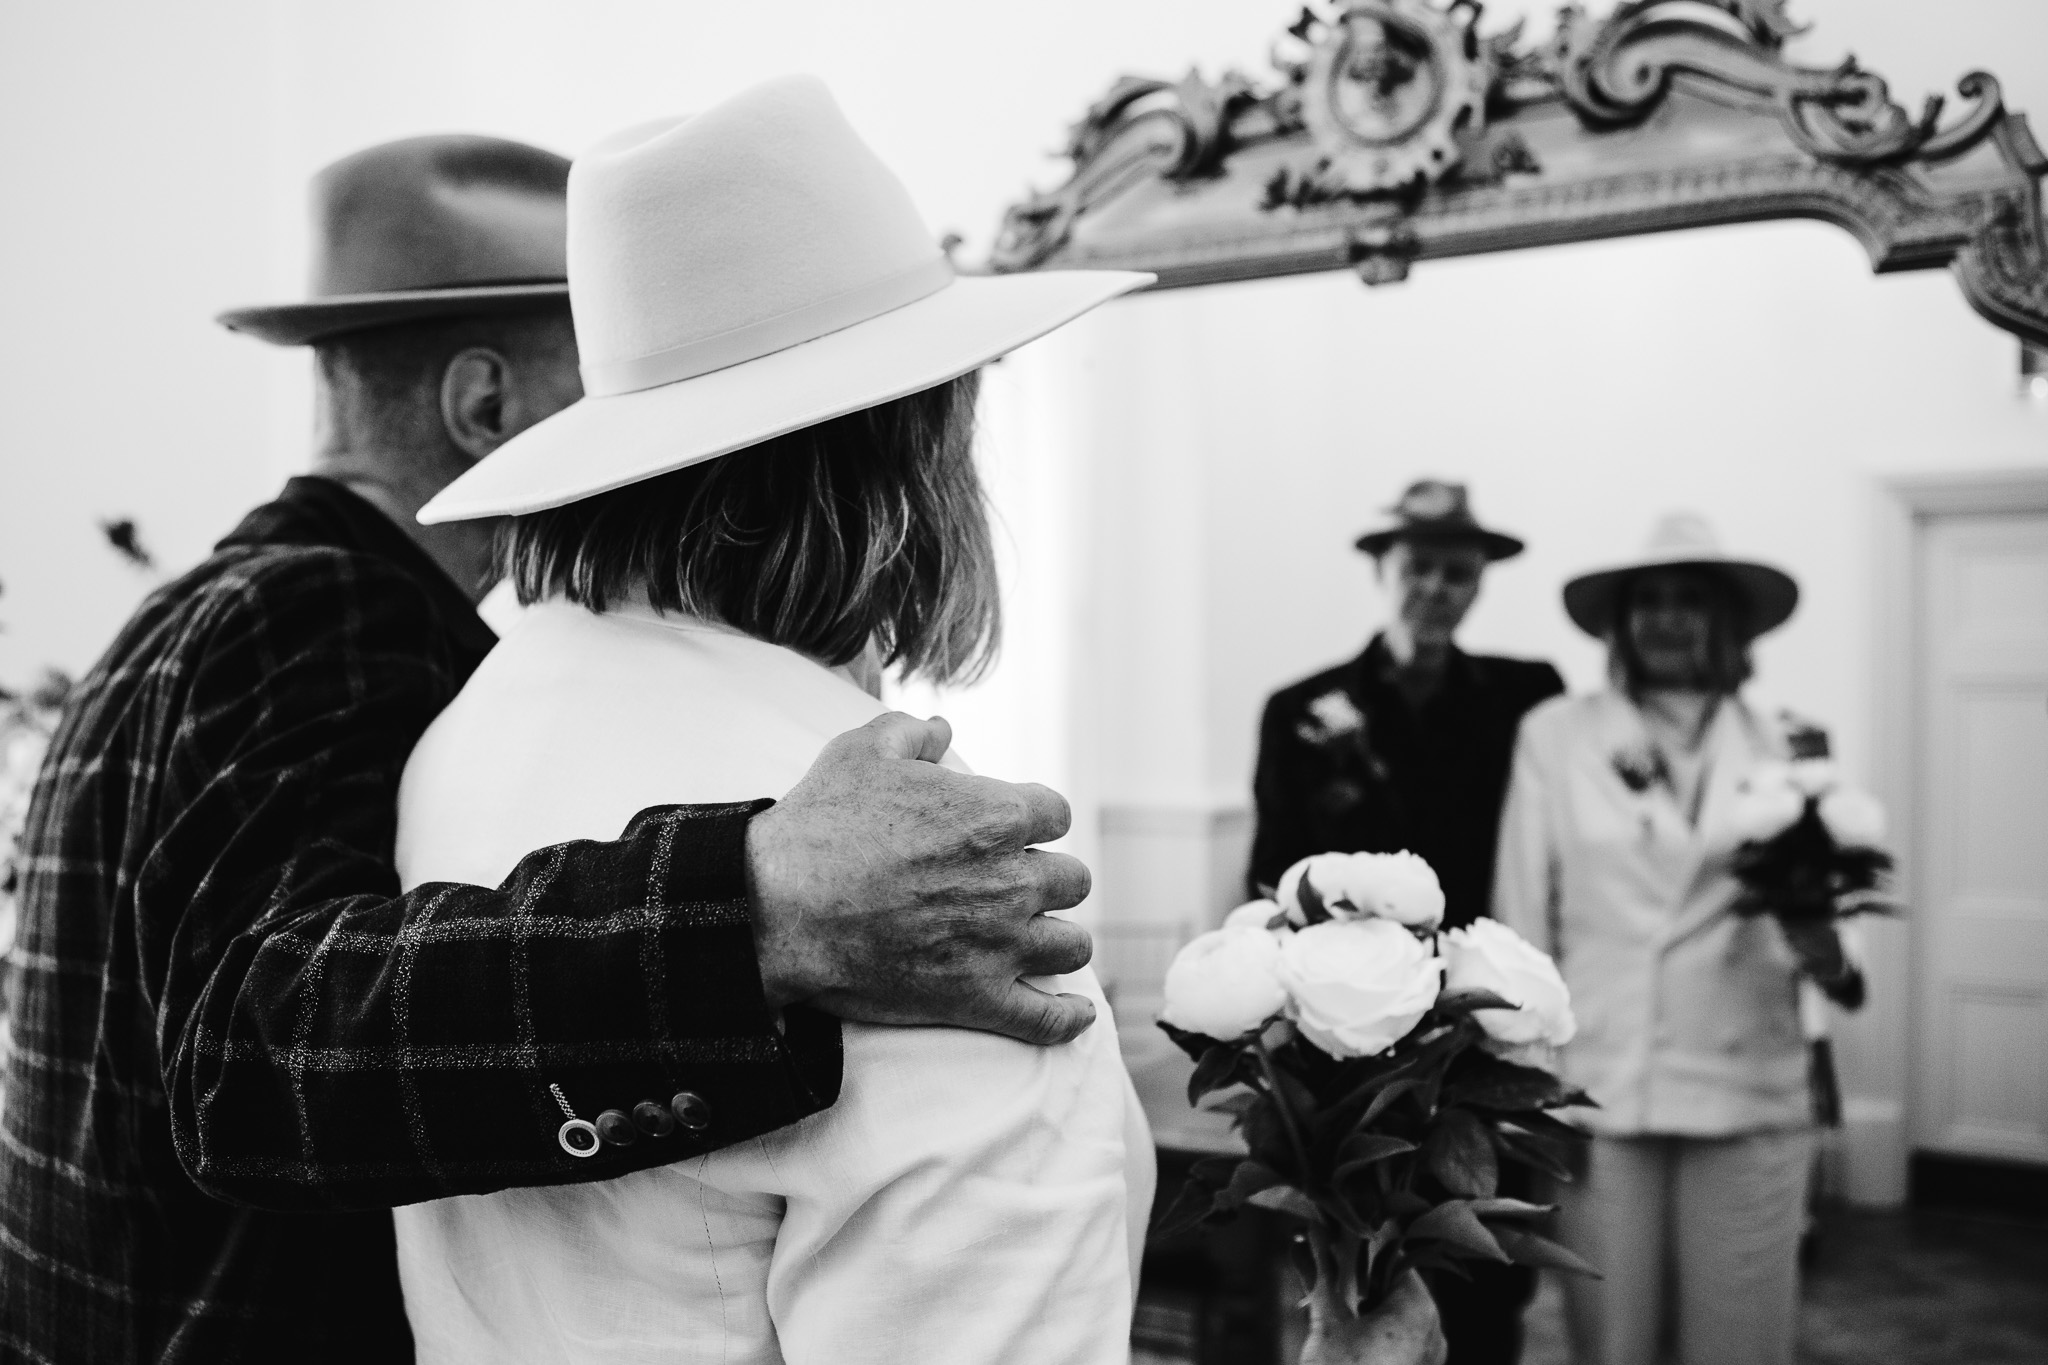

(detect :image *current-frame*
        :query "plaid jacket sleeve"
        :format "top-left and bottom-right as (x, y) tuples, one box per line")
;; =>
(144, 548), (841, 1211)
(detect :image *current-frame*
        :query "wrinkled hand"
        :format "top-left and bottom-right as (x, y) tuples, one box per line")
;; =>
(1308, 1271), (1446, 1365)
(745, 712), (1097, 1046)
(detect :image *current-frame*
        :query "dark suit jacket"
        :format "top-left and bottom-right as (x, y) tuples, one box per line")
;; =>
(1248, 635), (1564, 929)
(0, 478), (840, 1364)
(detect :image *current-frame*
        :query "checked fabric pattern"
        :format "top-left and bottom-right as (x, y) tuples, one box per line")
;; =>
(0, 478), (842, 1365)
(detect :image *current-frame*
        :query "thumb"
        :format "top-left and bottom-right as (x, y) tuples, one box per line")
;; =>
(986, 982), (1097, 1047)
(860, 710), (953, 764)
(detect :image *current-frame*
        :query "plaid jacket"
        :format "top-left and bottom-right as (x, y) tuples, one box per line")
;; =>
(0, 477), (842, 1365)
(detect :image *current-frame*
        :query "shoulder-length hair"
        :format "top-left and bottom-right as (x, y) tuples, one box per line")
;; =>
(1605, 567), (1755, 696)
(501, 371), (998, 685)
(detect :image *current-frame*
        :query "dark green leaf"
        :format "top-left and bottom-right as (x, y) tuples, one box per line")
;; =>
(1443, 1051), (1575, 1112)
(1297, 870), (1329, 924)
(1334, 1132), (1417, 1180)
(1494, 1129), (1575, 1181)
(1241, 1097), (1293, 1173)
(1495, 1227), (1602, 1278)
(1247, 1185), (1322, 1222)
(1406, 1199), (1510, 1263)
(1187, 1045), (1235, 1106)
(1358, 1076), (1428, 1129)
(1466, 1197), (1552, 1220)
(1434, 986), (1519, 1018)
(1158, 1020), (1219, 1062)
(1425, 1108), (1499, 1198)
(1214, 1161), (1283, 1211)
(1204, 1090), (1258, 1118)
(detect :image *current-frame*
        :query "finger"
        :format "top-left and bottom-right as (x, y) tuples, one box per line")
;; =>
(857, 710), (952, 764)
(1005, 781), (1073, 845)
(986, 981), (1097, 1046)
(1016, 908), (1093, 976)
(1021, 849), (1092, 915)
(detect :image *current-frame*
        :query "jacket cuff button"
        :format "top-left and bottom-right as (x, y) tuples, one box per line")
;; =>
(596, 1109), (638, 1147)
(557, 1118), (601, 1158)
(632, 1100), (677, 1137)
(670, 1090), (712, 1133)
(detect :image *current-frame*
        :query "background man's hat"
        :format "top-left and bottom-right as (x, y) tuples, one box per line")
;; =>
(1562, 511), (1799, 637)
(216, 135), (571, 346)
(1353, 480), (1525, 560)
(419, 76), (1150, 524)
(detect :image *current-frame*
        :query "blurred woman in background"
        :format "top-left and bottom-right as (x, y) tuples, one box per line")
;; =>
(1492, 513), (1860, 1365)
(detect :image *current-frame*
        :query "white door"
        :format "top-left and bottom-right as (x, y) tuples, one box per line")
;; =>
(1913, 510), (2048, 1163)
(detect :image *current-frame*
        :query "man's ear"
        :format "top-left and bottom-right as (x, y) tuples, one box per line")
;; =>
(439, 346), (514, 463)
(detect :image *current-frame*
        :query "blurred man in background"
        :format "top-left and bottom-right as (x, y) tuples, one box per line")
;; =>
(0, 134), (1095, 1365)
(1248, 479), (1563, 1365)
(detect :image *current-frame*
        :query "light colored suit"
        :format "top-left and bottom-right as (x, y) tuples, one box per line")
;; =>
(1492, 688), (1816, 1365)
(393, 600), (1152, 1365)
(1491, 688), (1810, 1136)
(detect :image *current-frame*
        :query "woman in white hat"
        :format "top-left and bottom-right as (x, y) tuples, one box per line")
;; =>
(1491, 514), (1861, 1365)
(386, 77), (1155, 1363)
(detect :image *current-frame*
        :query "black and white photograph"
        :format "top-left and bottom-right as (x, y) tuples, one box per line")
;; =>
(2, 2), (2045, 1362)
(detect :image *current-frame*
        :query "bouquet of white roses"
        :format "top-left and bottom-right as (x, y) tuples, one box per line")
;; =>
(1155, 850), (1596, 1326)
(1727, 756), (1893, 926)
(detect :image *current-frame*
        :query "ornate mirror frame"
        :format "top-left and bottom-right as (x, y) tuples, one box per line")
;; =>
(988, 0), (2048, 346)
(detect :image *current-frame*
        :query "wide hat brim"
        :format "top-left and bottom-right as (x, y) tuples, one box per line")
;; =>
(216, 282), (570, 346)
(419, 268), (1149, 524)
(1563, 555), (1799, 637)
(1354, 525), (1525, 560)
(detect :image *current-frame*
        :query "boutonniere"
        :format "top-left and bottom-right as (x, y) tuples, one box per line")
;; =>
(1295, 689), (1367, 748)
(1610, 742), (1671, 796)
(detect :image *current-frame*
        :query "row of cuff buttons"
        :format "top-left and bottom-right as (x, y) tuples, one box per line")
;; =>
(558, 1090), (712, 1157)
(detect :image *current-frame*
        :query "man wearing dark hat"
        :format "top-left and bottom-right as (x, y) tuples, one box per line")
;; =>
(0, 136), (1095, 1365)
(1247, 479), (1564, 1365)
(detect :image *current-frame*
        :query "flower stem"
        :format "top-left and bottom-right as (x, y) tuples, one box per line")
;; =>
(1253, 1032), (1318, 1195)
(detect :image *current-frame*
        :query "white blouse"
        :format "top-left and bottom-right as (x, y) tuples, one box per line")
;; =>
(1492, 689), (1812, 1137)
(393, 599), (1152, 1365)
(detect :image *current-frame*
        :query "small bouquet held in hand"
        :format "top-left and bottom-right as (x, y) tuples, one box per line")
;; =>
(1727, 756), (1894, 925)
(1156, 850), (1595, 1351)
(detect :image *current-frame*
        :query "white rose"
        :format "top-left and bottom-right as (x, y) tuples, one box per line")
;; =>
(1788, 757), (1839, 797)
(1818, 786), (1887, 849)
(1274, 853), (1356, 924)
(1160, 927), (1289, 1040)
(1275, 918), (1442, 1060)
(1275, 851), (1445, 929)
(1222, 899), (1287, 933)
(1343, 851), (1445, 928)
(1443, 919), (1577, 1049)
(1730, 768), (1806, 844)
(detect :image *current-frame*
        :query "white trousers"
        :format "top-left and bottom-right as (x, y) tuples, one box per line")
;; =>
(1556, 1130), (1816, 1365)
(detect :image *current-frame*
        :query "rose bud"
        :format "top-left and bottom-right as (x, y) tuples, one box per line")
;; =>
(1275, 918), (1442, 1060)
(1159, 927), (1289, 1040)
(1443, 919), (1577, 1051)
(1342, 850), (1446, 930)
(1274, 852), (1359, 925)
(1222, 899), (1289, 934)
(1818, 786), (1887, 849)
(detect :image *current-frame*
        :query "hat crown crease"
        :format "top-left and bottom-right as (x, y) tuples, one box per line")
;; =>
(569, 75), (948, 396)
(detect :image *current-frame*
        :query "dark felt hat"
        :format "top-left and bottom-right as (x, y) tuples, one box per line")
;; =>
(1563, 512), (1799, 638)
(1354, 479), (1525, 560)
(216, 134), (570, 346)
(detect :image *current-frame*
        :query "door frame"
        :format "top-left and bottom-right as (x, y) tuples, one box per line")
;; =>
(1858, 467), (2048, 1204)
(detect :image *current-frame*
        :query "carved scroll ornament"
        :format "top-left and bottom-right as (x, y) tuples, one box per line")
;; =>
(990, 0), (2048, 347)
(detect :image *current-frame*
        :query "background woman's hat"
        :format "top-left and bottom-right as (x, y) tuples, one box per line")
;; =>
(418, 75), (1152, 525)
(1353, 480), (1525, 560)
(1562, 511), (1799, 637)
(215, 135), (571, 346)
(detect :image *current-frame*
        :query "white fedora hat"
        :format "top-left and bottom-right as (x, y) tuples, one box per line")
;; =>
(420, 76), (1151, 524)
(1562, 512), (1799, 638)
